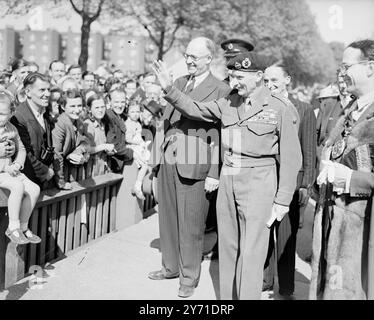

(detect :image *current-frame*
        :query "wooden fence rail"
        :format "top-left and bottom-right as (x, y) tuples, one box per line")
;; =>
(0, 158), (155, 290)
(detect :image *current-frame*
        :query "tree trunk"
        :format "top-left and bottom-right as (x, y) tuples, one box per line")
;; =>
(157, 30), (165, 60)
(79, 16), (91, 71)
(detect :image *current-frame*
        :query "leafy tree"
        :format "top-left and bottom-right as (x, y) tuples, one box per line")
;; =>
(68, 0), (105, 70)
(329, 41), (346, 68)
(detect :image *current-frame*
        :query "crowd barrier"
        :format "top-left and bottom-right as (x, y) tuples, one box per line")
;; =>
(0, 158), (155, 290)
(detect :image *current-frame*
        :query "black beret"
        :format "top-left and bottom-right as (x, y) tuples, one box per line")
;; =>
(220, 38), (254, 58)
(226, 52), (271, 72)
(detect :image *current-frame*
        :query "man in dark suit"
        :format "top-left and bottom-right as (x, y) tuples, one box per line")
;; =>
(148, 37), (230, 298)
(263, 64), (317, 297)
(11, 72), (56, 190)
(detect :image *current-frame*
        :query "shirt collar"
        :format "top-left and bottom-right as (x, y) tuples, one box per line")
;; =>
(192, 70), (210, 88)
(27, 98), (44, 117)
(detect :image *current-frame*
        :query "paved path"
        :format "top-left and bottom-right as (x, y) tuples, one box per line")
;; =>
(0, 202), (315, 300)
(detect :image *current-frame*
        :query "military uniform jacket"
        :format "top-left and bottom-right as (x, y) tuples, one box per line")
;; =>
(164, 85), (302, 206)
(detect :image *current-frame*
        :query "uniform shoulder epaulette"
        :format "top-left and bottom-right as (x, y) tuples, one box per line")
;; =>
(270, 92), (290, 107)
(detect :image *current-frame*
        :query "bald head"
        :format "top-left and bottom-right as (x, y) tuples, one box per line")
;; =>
(184, 37), (215, 77)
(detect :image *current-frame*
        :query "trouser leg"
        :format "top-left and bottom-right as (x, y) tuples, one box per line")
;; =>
(158, 163), (179, 276)
(277, 191), (300, 295)
(235, 166), (276, 300)
(175, 167), (210, 287)
(216, 170), (238, 300)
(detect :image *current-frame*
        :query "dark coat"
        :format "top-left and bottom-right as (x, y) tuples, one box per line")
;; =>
(289, 97), (317, 189)
(105, 109), (134, 173)
(10, 100), (53, 185)
(161, 72), (230, 180)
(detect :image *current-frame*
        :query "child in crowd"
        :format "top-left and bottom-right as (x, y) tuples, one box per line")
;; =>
(0, 90), (41, 244)
(125, 101), (151, 200)
(84, 93), (116, 177)
(48, 86), (63, 125)
(52, 89), (90, 189)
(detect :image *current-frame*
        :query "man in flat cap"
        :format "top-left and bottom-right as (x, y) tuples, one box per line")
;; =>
(153, 52), (301, 299)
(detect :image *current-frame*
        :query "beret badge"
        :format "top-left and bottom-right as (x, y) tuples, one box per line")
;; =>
(242, 58), (251, 69)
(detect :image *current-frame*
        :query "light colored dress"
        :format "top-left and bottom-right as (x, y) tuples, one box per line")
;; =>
(84, 118), (110, 177)
(0, 122), (26, 173)
(124, 118), (150, 167)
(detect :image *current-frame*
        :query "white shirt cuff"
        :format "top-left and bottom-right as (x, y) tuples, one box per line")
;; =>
(344, 169), (353, 193)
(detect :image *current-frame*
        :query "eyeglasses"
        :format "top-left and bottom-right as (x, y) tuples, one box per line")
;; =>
(339, 60), (372, 74)
(183, 53), (210, 62)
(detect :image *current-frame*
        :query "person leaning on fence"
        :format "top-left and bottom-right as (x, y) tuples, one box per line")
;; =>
(10, 72), (56, 190)
(52, 89), (90, 190)
(104, 89), (135, 173)
(0, 90), (41, 245)
(84, 93), (116, 177)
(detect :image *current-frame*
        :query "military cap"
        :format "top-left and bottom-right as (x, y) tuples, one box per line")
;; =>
(220, 38), (254, 58)
(227, 52), (264, 72)
(143, 100), (163, 117)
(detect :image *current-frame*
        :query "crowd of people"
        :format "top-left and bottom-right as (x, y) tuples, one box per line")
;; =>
(0, 57), (165, 246)
(1, 35), (374, 301)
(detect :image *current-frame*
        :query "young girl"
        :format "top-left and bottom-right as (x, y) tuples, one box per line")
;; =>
(0, 90), (41, 245)
(84, 93), (116, 177)
(125, 101), (151, 200)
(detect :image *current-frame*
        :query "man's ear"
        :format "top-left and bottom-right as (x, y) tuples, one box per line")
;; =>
(24, 85), (31, 98)
(285, 75), (291, 86)
(367, 60), (374, 77)
(256, 70), (264, 83)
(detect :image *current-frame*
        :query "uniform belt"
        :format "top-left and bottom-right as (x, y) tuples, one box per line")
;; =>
(223, 151), (276, 168)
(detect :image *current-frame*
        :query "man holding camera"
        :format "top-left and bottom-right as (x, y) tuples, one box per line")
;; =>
(11, 72), (56, 189)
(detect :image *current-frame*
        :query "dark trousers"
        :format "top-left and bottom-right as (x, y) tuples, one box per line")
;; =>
(157, 163), (210, 287)
(263, 190), (302, 295)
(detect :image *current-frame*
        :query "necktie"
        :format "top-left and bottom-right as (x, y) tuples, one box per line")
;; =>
(184, 76), (195, 94)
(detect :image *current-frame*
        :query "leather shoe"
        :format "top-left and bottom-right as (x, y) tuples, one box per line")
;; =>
(178, 285), (194, 298)
(262, 284), (274, 292)
(148, 269), (178, 280)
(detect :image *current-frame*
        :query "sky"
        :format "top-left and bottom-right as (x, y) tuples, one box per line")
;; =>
(0, 0), (373, 45)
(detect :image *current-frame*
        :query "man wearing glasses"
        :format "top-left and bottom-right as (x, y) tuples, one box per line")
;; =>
(152, 52), (301, 299)
(311, 39), (374, 300)
(148, 37), (230, 298)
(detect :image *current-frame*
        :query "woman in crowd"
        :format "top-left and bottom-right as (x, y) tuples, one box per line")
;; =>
(52, 89), (90, 189)
(48, 86), (64, 125)
(84, 93), (116, 177)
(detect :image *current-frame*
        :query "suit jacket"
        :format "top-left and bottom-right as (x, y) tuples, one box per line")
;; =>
(161, 72), (230, 180)
(52, 112), (90, 187)
(10, 100), (53, 185)
(105, 109), (134, 173)
(289, 97), (317, 190)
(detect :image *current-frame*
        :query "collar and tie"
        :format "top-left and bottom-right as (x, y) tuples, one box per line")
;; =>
(184, 76), (195, 94)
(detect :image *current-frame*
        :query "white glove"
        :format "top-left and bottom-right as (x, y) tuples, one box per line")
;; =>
(317, 160), (353, 194)
(266, 203), (289, 228)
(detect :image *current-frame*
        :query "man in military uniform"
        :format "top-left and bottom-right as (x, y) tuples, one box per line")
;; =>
(153, 52), (302, 299)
